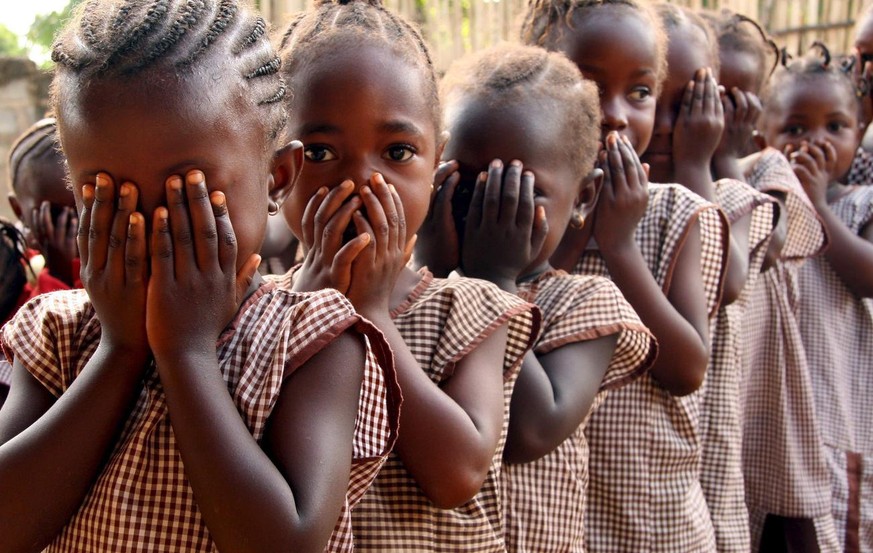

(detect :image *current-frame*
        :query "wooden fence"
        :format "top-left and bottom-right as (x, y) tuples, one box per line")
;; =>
(259, 0), (868, 72)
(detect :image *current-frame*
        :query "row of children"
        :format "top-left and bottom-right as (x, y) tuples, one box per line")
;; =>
(0, 0), (870, 551)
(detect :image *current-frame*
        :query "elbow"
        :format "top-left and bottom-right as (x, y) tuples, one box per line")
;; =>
(421, 463), (491, 510)
(502, 420), (562, 465)
(652, 346), (709, 397)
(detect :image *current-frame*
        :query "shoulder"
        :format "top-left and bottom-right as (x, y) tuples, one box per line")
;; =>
(714, 178), (775, 223)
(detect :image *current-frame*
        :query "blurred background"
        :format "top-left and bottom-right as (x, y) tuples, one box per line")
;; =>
(0, 0), (865, 220)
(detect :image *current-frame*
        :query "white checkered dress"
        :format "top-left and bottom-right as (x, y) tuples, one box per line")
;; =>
(699, 179), (776, 553)
(350, 269), (539, 552)
(0, 357), (11, 386)
(573, 183), (729, 552)
(502, 269), (656, 553)
(739, 149), (840, 552)
(0, 283), (401, 553)
(798, 185), (873, 551)
(849, 147), (873, 186)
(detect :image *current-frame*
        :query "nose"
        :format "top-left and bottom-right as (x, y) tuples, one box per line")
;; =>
(340, 156), (378, 193)
(601, 96), (628, 133)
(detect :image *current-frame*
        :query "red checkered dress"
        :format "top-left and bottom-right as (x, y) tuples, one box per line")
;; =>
(573, 183), (729, 552)
(350, 269), (539, 552)
(0, 282), (401, 553)
(699, 179), (776, 553)
(502, 269), (656, 553)
(740, 148), (840, 552)
(798, 185), (873, 552)
(849, 146), (873, 186)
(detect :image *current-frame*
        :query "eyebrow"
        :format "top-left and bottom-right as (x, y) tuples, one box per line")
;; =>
(298, 123), (341, 137)
(380, 119), (426, 138)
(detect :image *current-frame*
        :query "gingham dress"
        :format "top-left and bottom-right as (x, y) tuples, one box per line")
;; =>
(699, 179), (776, 553)
(849, 146), (873, 186)
(502, 269), (656, 553)
(574, 182), (729, 553)
(740, 148), (840, 552)
(798, 185), (873, 553)
(351, 269), (539, 552)
(0, 283), (401, 553)
(0, 357), (11, 386)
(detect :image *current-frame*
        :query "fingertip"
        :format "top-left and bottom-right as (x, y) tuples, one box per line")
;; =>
(186, 170), (205, 186)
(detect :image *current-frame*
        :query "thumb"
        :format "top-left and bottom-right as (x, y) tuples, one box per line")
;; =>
(236, 253), (261, 301)
(404, 234), (418, 266)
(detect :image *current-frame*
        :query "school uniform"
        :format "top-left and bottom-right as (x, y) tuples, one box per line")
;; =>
(349, 269), (539, 552)
(740, 148), (841, 553)
(501, 269), (656, 552)
(575, 183), (729, 553)
(798, 184), (873, 553)
(699, 179), (776, 553)
(0, 283), (401, 553)
(849, 146), (873, 185)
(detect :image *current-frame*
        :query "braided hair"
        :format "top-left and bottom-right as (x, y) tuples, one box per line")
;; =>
(8, 118), (63, 195)
(278, 0), (440, 134)
(441, 43), (602, 179)
(519, 0), (667, 92)
(51, 0), (287, 144)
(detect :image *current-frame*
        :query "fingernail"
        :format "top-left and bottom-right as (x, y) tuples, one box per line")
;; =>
(96, 173), (110, 187)
(361, 186), (371, 196)
(317, 186), (328, 196)
(341, 180), (354, 190)
(359, 233), (371, 244)
(510, 159), (522, 167)
(491, 159), (502, 169)
(168, 176), (183, 191)
(119, 183), (130, 198)
(187, 170), (205, 185)
(389, 184), (397, 194)
(478, 171), (488, 182)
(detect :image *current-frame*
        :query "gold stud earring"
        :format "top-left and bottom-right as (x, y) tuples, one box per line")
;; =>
(569, 211), (585, 229)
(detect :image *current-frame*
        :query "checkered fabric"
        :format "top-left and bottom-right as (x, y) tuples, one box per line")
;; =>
(849, 147), (873, 186)
(747, 506), (842, 552)
(351, 269), (539, 552)
(698, 179), (776, 553)
(573, 182), (729, 552)
(501, 269), (656, 553)
(0, 357), (11, 386)
(798, 185), (873, 551)
(0, 283), (401, 553)
(740, 150), (838, 552)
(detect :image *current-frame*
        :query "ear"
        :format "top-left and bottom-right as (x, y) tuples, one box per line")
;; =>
(269, 140), (304, 207)
(575, 168), (603, 221)
(435, 130), (450, 169)
(8, 194), (23, 221)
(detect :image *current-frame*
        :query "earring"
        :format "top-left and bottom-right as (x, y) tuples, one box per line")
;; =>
(569, 211), (585, 229)
(267, 199), (279, 216)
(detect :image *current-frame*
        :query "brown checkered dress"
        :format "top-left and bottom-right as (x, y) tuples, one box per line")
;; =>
(699, 179), (776, 553)
(0, 282), (401, 553)
(740, 148), (840, 552)
(502, 269), (656, 553)
(573, 183), (729, 552)
(350, 269), (539, 552)
(798, 185), (873, 552)
(849, 147), (873, 186)
(0, 357), (10, 386)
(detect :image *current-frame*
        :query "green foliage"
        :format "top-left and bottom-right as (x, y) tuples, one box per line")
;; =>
(27, 0), (82, 51)
(0, 24), (26, 57)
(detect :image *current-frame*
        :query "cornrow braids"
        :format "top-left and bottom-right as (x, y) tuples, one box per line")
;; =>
(278, 0), (441, 135)
(763, 40), (861, 111)
(8, 118), (61, 195)
(519, 0), (667, 94)
(51, 0), (287, 145)
(0, 217), (30, 322)
(441, 43), (602, 180)
(655, 2), (721, 76)
(703, 8), (778, 92)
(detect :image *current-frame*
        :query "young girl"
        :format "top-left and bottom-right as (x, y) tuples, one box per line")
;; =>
(521, 1), (729, 550)
(7, 118), (81, 298)
(277, 2), (539, 551)
(655, 8), (779, 553)
(761, 45), (873, 553)
(0, 1), (401, 551)
(850, 2), (873, 180)
(419, 43), (657, 552)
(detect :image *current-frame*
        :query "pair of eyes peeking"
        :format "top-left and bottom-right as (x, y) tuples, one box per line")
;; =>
(304, 144), (418, 163)
(780, 120), (854, 137)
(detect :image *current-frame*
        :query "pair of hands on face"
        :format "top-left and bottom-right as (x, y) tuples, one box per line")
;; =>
(80, 171), (258, 361)
(414, 159), (547, 286)
(29, 201), (79, 286)
(293, 174), (414, 313)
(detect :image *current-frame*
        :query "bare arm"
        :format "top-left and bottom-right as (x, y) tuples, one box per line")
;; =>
(721, 210), (752, 305)
(818, 208), (873, 297)
(503, 335), (617, 464)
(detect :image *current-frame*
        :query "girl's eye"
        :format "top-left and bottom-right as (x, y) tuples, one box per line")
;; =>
(304, 145), (336, 162)
(785, 125), (805, 137)
(628, 86), (652, 101)
(827, 121), (847, 133)
(384, 145), (416, 162)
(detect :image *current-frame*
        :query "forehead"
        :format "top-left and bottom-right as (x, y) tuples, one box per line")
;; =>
(666, 23), (713, 83)
(444, 94), (564, 167)
(57, 71), (266, 183)
(560, 7), (659, 70)
(771, 76), (858, 118)
(287, 43), (434, 132)
(718, 48), (763, 92)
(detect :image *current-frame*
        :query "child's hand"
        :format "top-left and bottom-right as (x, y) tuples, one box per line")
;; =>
(716, 88), (762, 159)
(461, 159), (547, 288)
(413, 160), (461, 277)
(785, 140), (834, 209)
(673, 68), (725, 169)
(78, 174), (148, 354)
(146, 171), (260, 358)
(344, 173), (412, 314)
(32, 201), (79, 286)
(293, 181), (370, 294)
(594, 132), (649, 252)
